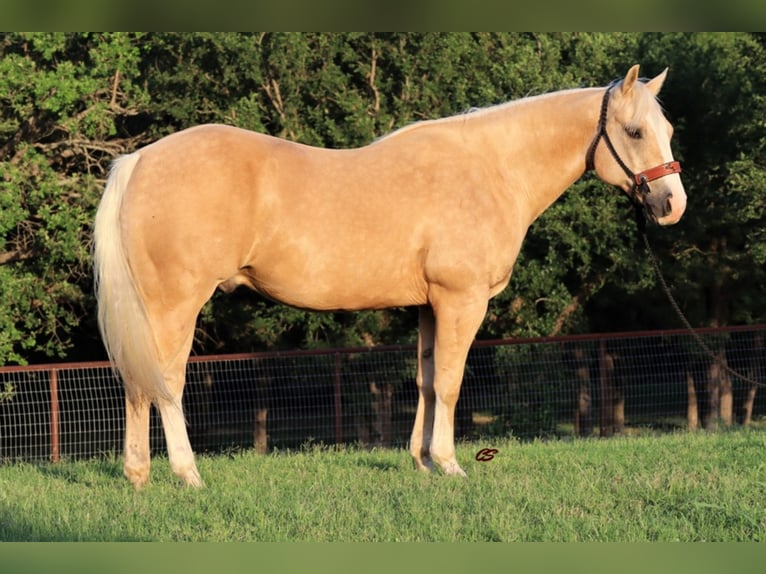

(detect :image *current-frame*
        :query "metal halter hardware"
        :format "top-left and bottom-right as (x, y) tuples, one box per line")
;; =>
(585, 80), (682, 206)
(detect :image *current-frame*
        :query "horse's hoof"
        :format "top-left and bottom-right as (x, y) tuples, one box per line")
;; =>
(177, 467), (204, 488)
(442, 462), (468, 478)
(125, 467), (150, 490)
(412, 454), (435, 473)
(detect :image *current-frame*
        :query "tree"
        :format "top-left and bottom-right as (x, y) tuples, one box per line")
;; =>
(0, 32), (150, 364)
(3, 33), (766, 370)
(633, 33), (766, 427)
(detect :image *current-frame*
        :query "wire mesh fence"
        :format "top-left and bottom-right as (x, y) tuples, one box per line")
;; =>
(1, 324), (765, 464)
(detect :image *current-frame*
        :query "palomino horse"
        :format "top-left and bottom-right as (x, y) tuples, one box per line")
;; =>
(94, 65), (686, 488)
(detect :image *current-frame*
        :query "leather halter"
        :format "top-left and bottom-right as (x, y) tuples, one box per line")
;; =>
(585, 80), (682, 205)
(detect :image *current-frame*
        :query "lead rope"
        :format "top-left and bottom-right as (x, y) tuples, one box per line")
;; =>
(634, 203), (766, 388)
(590, 79), (761, 387)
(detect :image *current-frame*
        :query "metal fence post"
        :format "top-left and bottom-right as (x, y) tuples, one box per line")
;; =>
(334, 353), (342, 444)
(50, 368), (60, 462)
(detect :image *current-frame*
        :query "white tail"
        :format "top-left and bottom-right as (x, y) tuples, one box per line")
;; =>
(93, 153), (173, 405)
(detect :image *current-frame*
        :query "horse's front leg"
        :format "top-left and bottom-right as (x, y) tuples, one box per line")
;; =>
(410, 305), (436, 472)
(429, 287), (488, 477)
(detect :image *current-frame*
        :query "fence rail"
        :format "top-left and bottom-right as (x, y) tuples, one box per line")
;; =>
(1, 324), (765, 464)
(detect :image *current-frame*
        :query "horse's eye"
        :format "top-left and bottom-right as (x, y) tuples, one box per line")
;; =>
(625, 126), (642, 140)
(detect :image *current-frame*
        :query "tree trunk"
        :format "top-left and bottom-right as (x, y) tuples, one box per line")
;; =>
(252, 364), (272, 455)
(253, 408), (268, 454)
(370, 381), (394, 447)
(355, 381), (394, 447)
(686, 369), (699, 431)
(742, 384), (757, 427)
(599, 340), (616, 438)
(704, 237), (731, 430)
(705, 348), (732, 429)
(718, 360), (733, 427)
(573, 346), (593, 437)
(355, 414), (372, 446)
(613, 380), (625, 435)
(741, 331), (762, 427)
(704, 355), (721, 430)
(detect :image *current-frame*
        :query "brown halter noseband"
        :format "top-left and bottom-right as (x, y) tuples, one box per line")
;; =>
(585, 80), (682, 208)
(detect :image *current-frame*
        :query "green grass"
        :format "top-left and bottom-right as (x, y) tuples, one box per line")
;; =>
(2, 430), (766, 541)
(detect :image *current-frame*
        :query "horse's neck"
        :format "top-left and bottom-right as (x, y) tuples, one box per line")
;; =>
(476, 88), (602, 225)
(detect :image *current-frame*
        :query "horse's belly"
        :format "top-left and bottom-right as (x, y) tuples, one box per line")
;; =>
(240, 258), (427, 311)
(255, 280), (424, 311)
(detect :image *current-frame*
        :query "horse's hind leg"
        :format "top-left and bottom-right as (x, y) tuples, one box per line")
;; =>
(155, 318), (203, 487)
(158, 395), (202, 487)
(410, 305), (436, 472)
(140, 293), (207, 487)
(124, 391), (151, 488)
(122, 324), (202, 487)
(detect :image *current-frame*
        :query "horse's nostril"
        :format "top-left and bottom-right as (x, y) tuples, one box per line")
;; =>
(664, 193), (673, 216)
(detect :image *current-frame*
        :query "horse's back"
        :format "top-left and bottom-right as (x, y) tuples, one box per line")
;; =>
(119, 125), (431, 309)
(119, 123), (516, 311)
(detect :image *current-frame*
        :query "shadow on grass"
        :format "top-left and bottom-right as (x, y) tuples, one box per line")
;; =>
(34, 456), (124, 485)
(353, 456), (403, 472)
(0, 511), (148, 542)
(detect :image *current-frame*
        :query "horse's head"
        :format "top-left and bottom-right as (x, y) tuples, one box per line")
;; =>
(587, 65), (687, 226)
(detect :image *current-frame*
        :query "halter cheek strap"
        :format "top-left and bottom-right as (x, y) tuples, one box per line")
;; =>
(586, 80), (682, 204)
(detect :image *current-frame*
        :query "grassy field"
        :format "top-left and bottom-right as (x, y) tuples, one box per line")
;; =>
(1, 429), (766, 541)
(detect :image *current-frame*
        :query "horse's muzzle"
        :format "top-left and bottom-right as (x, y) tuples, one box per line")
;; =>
(646, 188), (686, 226)
(645, 190), (674, 221)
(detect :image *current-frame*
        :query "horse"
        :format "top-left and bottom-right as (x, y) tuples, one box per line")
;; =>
(93, 64), (686, 488)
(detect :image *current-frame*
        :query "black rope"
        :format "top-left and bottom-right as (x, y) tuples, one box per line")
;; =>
(636, 214), (766, 388)
(585, 81), (617, 172)
(591, 77), (761, 388)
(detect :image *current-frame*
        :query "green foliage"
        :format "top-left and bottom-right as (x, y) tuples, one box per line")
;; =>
(0, 381), (14, 404)
(2, 32), (765, 363)
(630, 33), (766, 327)
(1, 33), (149, 364)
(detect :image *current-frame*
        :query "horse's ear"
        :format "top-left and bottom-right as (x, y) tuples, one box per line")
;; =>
(645, 67), (669, 97)
(621, 64), (641, 95)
